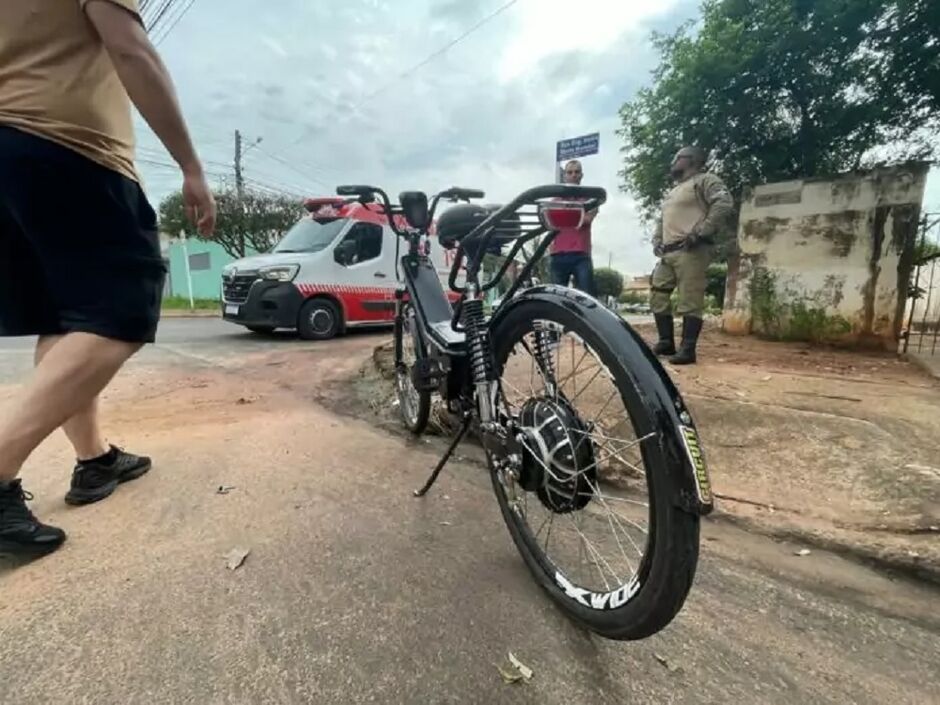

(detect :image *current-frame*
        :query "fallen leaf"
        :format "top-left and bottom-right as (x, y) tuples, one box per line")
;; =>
(795, 549), (811, 557)
(236, 397), (253, 405)
(735, 391), (747, 398)
(496, 665), (524, 684)
(224, 547), (250, 570)
(439, 521), (452, 526)
(216, 485), (236, 495)
(761, 375), (772, 381)
(653, 653), (680, 672)
(508, 653), (533, 681)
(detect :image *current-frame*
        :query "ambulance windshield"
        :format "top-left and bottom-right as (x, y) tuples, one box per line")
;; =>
(272, 217), (348, 254)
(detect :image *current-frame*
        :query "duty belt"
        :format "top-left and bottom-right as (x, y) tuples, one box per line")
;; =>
(661, 236), (714, 253)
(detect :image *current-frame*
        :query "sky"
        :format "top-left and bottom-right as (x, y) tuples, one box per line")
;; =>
(137, 0), (940, 277)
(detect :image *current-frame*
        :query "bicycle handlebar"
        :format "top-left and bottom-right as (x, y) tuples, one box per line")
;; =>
(446, 184), (607, 292)
(336, 184), (486, 237)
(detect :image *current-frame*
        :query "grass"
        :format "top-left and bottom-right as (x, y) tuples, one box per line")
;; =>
(162, 295), (220, 311)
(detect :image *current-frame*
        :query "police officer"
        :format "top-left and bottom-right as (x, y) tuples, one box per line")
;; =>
(650, 146), (733, 365)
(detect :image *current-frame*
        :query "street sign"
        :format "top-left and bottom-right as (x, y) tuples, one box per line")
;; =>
(556, 132), (600, 162)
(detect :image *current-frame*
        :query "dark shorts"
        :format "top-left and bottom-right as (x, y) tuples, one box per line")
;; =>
(0, 126), (165, 343)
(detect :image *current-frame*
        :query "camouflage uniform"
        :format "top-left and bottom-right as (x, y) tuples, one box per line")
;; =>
(650, 170), (733, 363)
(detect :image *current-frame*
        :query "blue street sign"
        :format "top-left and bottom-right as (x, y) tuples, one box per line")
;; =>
(556, 132), (600, 162)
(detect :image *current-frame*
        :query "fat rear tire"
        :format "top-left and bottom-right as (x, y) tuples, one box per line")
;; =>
(490, 296), (700, 641)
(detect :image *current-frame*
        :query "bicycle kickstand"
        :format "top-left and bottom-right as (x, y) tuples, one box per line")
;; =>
(413, 414), (472, 497)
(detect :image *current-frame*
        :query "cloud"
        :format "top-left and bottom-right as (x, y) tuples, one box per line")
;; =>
(135, 0), (713, 274)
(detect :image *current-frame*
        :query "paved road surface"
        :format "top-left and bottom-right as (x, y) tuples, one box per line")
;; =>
(1, 319), (937, 704)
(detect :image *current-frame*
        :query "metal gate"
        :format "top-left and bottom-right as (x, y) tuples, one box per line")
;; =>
(903, 212), (940, 356)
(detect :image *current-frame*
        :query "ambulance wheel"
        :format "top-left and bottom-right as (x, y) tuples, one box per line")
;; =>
(298, 299), (341, 340)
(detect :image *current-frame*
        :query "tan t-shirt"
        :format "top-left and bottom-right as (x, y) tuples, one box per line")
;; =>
(661, 177), (705, 246)
(0, 0), (140, 183)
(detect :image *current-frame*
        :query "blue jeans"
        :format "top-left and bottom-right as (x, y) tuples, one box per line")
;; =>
(550, 252), (595, 296)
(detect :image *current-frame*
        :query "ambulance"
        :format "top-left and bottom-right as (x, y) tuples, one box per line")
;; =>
(220, 197), (461, 339)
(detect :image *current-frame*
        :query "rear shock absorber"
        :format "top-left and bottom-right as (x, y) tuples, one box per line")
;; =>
(533, 322), (558, 396)
(462, 287), (496, 423)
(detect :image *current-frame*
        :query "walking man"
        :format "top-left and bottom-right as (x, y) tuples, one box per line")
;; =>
(550, 159), (599, 295)
(0, 0), (216, 557)
(650, 146), (732, 365)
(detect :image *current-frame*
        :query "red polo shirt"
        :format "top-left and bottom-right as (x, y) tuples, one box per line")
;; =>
(550, 197), (592, 254)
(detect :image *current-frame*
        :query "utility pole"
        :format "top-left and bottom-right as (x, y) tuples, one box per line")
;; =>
(233, 129), (261, 256)
(233, 130), (245, 256)
(234, 129), (244, 200)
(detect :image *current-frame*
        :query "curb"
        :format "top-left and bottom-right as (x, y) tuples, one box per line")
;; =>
(161, 310), (220, 318)
(708, 509), (940, 588)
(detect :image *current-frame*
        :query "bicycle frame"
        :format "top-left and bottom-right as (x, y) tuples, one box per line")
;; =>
(338, 182), (607, 493)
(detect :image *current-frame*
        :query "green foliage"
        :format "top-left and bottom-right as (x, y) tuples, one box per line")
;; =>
(705, 263), (728, 308)
(161, 295), (220, 310)
(618, 0), (940, 239)
(915, 239), (940, 265)
(593, 267), (625, 299)
(159, 188), (303, 259)
(619, 290), (649, 305)
(748, 267), (851, 342)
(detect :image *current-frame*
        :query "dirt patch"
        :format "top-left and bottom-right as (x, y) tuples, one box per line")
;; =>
(346, 323), (940, 583)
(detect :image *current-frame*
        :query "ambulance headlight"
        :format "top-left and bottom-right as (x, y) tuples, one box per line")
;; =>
(259, 264), (299, 282)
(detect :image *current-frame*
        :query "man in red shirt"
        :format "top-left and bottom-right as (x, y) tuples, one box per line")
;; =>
(549, 160), (598, 295)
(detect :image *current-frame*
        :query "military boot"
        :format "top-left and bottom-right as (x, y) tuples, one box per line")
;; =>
(669, 316), (703, 365)
(652, 314), (676, 356)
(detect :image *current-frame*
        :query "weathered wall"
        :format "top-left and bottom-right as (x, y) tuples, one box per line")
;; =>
(723, 164), (929, 349)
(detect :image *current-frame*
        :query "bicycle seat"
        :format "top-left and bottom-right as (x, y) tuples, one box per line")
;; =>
(437, 203), (520, 254)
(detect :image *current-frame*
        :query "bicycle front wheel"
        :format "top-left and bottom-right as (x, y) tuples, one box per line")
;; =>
(394, 302), (431, 434)
(489, 295), (700, 640)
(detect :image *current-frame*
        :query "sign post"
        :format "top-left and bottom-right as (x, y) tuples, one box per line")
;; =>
(555, 132), (600, 182)
(180, 230), (195, 310)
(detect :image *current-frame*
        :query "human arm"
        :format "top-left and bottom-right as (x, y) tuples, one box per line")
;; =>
(83, 0), (216, 234)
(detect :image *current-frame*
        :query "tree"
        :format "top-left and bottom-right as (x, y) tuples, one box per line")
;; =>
(593, 267), (624, 300)
(158, 188), (303, 258)
(618, 0), (940, 237)
(706, 262), (728, 306)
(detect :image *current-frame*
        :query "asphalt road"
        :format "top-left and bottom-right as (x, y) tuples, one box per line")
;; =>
(1, 318), (937, 704)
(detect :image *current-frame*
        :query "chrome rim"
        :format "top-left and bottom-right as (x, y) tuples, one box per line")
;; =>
(309, 308), (334, 334)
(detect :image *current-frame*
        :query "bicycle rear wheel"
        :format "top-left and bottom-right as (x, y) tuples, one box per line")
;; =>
(394, 302), (431, 434)
(489, 296), (700, 640)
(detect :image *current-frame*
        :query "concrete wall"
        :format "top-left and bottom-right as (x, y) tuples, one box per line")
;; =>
(164, 240), (255, 300)
(723, 164), (929, 349)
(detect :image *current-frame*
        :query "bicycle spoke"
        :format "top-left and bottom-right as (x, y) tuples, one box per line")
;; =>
(494, 318), (657, 599)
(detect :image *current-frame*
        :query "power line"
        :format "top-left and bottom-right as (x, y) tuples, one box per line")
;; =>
(153, 0), (196, 46)
(144, 0), (176, 31)
(269, 0), (519, 158)
(248, 146), (332, 189)
(352, 0), (519, 111)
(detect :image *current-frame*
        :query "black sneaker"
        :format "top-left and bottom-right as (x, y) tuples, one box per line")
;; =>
(0, 479), (67, 557)
(64, 446), (152, 506)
